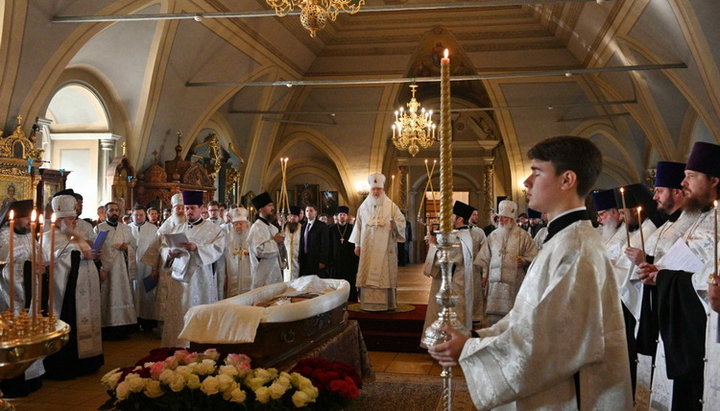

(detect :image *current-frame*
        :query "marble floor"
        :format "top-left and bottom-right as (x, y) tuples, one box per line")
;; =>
(6, 264), (457, 411)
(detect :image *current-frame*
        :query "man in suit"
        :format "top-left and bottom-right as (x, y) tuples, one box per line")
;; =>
(299, 204), (329, 277)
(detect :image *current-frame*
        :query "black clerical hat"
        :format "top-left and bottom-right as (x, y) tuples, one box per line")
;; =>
(251, 192), (273, 209)
(10, 199), (34, 218)
(655, 161), (686, 189)
(686, 142), (720, 178)
(53, 188), (74, 198)
(289, 205), (302, 216)
(453, 201), (476, 222)
(592, 189), (617, 212)
(527, 208), (541, 219)
(336, 206), (349, 214)
(181, 190), (204, 206)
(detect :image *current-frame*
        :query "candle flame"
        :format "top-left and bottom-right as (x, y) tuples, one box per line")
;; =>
(8, 209), (13, 220)
(31, 209), (36, 221)
(715, 200), (718, 208)
(443, 48), (449, 58)
(620, 187), (624, 193)
(51, 213), (57, 223)
(637, 206), (642, 212)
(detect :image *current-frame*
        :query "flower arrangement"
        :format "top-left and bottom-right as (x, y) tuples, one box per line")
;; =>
(290, 358), (362, 410)
(100, 348), (320, 410)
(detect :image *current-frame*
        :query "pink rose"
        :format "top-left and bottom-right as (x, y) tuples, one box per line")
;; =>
(150, 361), (166, 379)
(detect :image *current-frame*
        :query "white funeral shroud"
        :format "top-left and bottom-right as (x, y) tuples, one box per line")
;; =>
(179, 276), (350, 344)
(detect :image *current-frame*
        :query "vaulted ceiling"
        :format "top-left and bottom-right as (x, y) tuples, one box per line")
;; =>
(1, 0), (719, 211)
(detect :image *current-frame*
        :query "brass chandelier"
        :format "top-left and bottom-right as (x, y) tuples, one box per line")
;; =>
(265, 0), (365, 37)
(391, 85), (437, 157)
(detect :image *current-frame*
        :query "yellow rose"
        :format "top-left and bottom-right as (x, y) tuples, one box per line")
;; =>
(302, 385), (319, 399)
(197, 359), (217, 375)
(174, 365), (192, 378)
(292, 390), (312, 408)
(115, 381), (131, 401)
(268, 381), (288, 399)
(201, 375), (220, 395)
(159, 369), (175, 385)
(217, 374), (234, 393)
(169, 374), (186, 392)
(126, 375), (146, 393)
(255, 386), (270, 404)
(144, 380), (164, 398)
(245, 376), (265, 391)
(219, 365), (238, 377)
(186, 374), (201, 390)
(230, 387), (246, 403)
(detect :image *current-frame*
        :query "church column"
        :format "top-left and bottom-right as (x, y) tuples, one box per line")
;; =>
(36, 117), (53, 165)
(99, 136), (120, 205)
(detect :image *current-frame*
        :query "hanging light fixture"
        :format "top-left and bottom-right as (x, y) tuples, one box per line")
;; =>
(265, 0), (364, 38)
(391, 84), (437, 157)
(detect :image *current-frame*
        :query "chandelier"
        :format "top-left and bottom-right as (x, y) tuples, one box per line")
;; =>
(265, 0), (365, 38)
(391, 85), (437, 157)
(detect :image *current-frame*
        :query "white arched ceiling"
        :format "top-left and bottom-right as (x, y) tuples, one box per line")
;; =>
(46, 83), (109, 131)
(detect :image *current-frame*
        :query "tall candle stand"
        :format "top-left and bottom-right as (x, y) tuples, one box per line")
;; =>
(421, 49), (468, 411)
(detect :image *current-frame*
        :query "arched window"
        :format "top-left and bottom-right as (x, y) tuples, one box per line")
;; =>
(45, 83), (119, 217)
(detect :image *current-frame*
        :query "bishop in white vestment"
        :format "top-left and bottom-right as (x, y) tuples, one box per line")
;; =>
(247, 192), (284, 288)
(159, 190), (225, 347)
(474, 200), (537, 324)
(43, 194), (104, 379)
(222, 207), (252, 297)
(96, 202), (137, 337)
(348, 173), (406, 311)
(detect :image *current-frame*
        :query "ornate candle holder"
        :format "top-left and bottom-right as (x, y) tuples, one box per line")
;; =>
(0, 311), (70, 409)
(422, 230), (469, 411)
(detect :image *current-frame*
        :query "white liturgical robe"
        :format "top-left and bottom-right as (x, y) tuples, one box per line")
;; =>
(247, 217), (283, 288)
(96, 221), (137, 327)
(223, 224), (252, 297)
(130, 221), (158, 320)
(348, 193), (406, 311)
(474, 224), (538, 320)
(159, 219), (225, 347)
(460, 218), (633, 410)
(283, 224), (301, 282)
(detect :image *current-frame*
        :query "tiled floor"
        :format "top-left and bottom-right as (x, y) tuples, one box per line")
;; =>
(6, 264), (449, 410)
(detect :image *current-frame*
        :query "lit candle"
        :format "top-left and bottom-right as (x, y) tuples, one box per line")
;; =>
(619, 187), (631, 247)
(8, 210), (14, 314)
(439, 48), (453, 232)
(391, 174), (396, 201)
(49, 213), (56, 317)
(636, 206), (645, 253)
(38, 214), (44, 253)
(30, 209), (37, 317)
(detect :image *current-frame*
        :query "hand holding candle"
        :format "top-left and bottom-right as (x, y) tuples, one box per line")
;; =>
(636, 206), (645, 252)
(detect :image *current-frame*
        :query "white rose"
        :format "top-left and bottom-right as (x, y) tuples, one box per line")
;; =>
(229, 387), (246, 403)
(268, 381), (288, 399)
(159, 369), (175, 385)
(196, 359), (216, 375)
(302, 385), (319, 399)
(203, 348), (220, 361)
(186, 373), (201, 390)
(292, 390), (312, 408)
(126, 375), (146, 393)
(245, 376), (265, 391)
(276, 375), (291, 388)
(217, 374), (234, 393)
(115, 381), (131, 401)
(200, 376), (220, 396)
(169, 374), (186, 392)
(219, 365), (239, 377)
(101, 368), (120, 388)
(255, 386), (270, 403)
(254, 368), (275, 381)
(144, 380), (164, 398)
(175, 365), (192, 378)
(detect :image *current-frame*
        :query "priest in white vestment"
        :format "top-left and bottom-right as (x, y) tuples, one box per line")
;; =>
(349, 173), (406, 311)
(129, 206), (159, 330)
(247, 192), (284, 288)
(222, 207), (252, 297)
(0, 200), (44, 394)
(430, 136), (632, 410)
(43, 194), (104, 379)
(468, 207), (490, 328)
(474, 200), (537, 325)
(593, 188), (626, 262)
(96, 201), (137, 339)
(159, 190), (225, 347)
(282, 206), (302, 282)
(422, 201), (478, 346)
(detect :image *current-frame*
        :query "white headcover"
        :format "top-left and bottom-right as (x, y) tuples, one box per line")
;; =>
(368, 173), (386, 189)
(229, 207), (248, 222)
(52, 195), (77, 218)
(171, 193), (183, 207)
(497, 199), (518, 219)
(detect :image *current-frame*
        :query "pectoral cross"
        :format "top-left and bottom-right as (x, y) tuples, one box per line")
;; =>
(340, 238), (344, 244)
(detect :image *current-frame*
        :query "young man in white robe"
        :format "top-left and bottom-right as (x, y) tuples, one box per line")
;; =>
(96, 201), (137, 340)
(422, 201), (478, 347)
(282, 206), (302, 282)
(0, 200), (44, 395)
(468, 207), (490, 328)
(129, 206), (159, 332)
(349, 173), (406, 311)
(430, 135), (633, 410)
(43, 194), (104, 379)
(247, 192), (284, 288)
(159, 190), (225, 347)
(222, 207), (252, 297)
(474, 199), (538, 325)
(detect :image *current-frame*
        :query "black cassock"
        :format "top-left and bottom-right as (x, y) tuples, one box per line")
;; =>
(44, 250), (104, 380)
(328, 223), (359, 302)
(656, 269), (706, 411)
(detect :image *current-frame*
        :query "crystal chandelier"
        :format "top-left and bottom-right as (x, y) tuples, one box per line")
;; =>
(391, 85), (437, 157)
(265, 0), (365, 38)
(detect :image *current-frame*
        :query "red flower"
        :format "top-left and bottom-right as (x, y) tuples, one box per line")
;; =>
(329, 376), (359, 399)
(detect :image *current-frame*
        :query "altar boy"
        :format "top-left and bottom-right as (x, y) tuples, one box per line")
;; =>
(429, 136), (632, 409)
